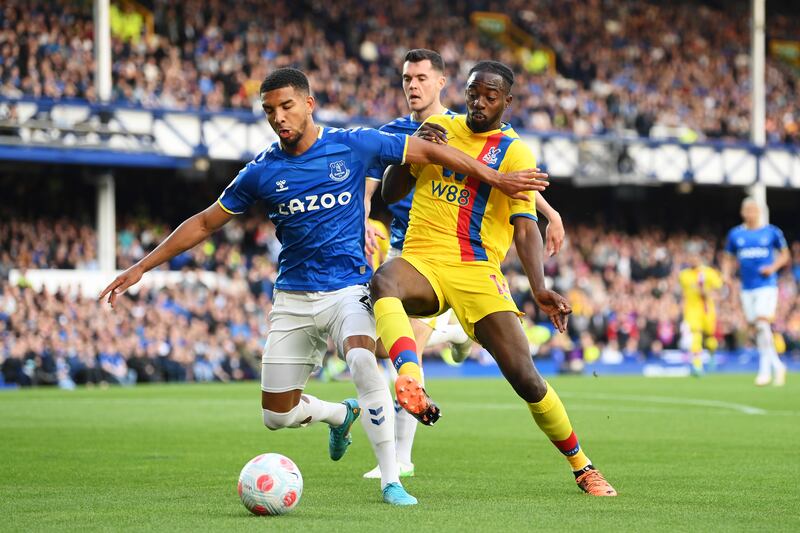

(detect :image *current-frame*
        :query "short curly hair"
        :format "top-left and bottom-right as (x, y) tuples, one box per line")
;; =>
(260, 68), (310, 96)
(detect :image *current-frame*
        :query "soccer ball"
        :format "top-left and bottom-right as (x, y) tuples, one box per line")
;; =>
(237, 453), (303, 516)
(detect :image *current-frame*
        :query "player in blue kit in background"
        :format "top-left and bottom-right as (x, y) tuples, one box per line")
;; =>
(98, 68), (550, 506)
(362, 49), (566, 480)
(723, 198), (791, 386)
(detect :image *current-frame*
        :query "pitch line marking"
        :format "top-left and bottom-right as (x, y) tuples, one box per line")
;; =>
(452, 393), (768, 416)
(558, 392), (767, 415)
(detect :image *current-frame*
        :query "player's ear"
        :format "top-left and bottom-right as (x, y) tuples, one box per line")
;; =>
(438, 75), (446, 91)
(504, 93), (513, 109)
(305, 94), (315, 114)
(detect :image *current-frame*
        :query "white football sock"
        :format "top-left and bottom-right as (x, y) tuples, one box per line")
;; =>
(428, 323), (469, 346)
(300, 394), (347, 426)
(395, 409), (418, 465)
(386, 357), (399, 382)
(755, 321), (783, 378)
(261, 394), (346, 430)
(347, 347), (398, 488)
(772, 353), (787, 374)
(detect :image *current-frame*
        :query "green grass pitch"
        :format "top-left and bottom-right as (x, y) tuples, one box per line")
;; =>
(2, 375), (799, 532)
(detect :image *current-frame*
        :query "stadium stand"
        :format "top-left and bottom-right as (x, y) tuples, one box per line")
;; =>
(0, 0), (797, 142)
(3, 204), (799, 386)
(1, 0), (799, 386)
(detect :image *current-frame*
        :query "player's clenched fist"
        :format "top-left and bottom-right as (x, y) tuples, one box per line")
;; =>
(98, 264), (145, 308)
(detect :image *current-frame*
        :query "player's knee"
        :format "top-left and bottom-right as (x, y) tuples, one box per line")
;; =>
(755, 319), (773, 339)
(262, 407), (299, 431)
(346, 348), (383, 392)
(369, 268), (398, 301)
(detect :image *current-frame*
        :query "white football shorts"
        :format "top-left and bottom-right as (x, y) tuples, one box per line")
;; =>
(740, 286), (778, 323)
(261, 284), (375, 393)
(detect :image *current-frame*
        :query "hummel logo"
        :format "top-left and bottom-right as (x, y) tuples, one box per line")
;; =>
(369, 406), (385, 426)
(276, 180), (288, 192)
(359, 295), (373, 314)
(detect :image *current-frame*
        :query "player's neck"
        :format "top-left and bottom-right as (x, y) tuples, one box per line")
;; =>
(411, 102), (446, 123)
(281, 124), (320, 156)
(744, 220), (763, 230)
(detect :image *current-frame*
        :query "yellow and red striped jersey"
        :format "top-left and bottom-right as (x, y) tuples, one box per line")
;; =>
(403, 114), (538, 265)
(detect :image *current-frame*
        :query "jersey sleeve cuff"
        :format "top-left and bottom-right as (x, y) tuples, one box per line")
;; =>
(217, 198), (242, 215)
(510, 213), (538, 223)
(400, 135), (410, 165)
(366, 176), (382, 182)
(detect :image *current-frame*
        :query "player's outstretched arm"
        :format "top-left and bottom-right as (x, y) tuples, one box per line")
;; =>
(403, 136), (549, 200)
(98, 202), (233, 307)
(535, 193), (564, 256)
(512, 216), (571, 332)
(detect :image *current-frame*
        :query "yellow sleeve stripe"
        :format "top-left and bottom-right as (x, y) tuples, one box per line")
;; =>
(216, 198), (241, 215)
(401, 134), (410, 165)
(366, 176), (382, 182)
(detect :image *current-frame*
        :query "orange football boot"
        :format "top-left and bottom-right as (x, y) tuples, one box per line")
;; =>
(576, 469), (618, 496)
(395, 375), (441, 425)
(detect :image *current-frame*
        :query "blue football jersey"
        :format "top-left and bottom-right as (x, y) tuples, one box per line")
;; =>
(219, 126), (409, 291)
(724, 224), (788, 290)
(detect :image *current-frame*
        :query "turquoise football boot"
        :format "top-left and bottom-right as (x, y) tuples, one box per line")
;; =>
(329, 398), (360, 461)
(382, 482), (418, 506)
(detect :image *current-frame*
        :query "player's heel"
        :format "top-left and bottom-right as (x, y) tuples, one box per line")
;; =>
(395, 375), (441, 426)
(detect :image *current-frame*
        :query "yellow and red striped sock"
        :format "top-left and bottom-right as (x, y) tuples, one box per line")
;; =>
(527, 382), (591, 472)
(374, 297), (422, 382)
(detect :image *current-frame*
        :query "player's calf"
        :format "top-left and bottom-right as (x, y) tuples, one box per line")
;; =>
(504, 362), (548, 404)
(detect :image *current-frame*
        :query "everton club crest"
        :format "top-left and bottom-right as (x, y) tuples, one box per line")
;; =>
(329, 160), (350, 182)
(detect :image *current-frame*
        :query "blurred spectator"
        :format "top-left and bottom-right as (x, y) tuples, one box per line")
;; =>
(0, 0), (797, 143)
(2, 210), (798, 386)
(0, 265), (270, 387)
(503, 224), (800, 364)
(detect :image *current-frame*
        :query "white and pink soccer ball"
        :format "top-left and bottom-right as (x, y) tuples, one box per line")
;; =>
(238, 453), (303, 516)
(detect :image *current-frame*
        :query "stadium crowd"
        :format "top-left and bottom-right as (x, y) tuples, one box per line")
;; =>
(0, 0), (798, 143)
(1, 0), (799, 385)
(2, 213), (800, 387)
